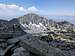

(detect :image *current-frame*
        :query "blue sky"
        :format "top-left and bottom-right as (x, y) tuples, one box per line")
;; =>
(0, 0), (75, 23)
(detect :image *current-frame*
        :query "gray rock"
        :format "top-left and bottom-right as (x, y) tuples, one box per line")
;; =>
(12, 47), (29, 56)
(18, 34), (65, 56)
(47, 47), (65, 56)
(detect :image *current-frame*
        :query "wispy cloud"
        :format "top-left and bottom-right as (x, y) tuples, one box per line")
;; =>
(27, 6), (39, 13)
(0, 3), (26, 12)
(0, 3), (39, 20)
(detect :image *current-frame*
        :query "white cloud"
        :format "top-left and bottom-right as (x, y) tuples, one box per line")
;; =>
(0, 3), (39, 20)
(19, 7), (26, 12)
(27, 6), (39, 13)
(0, 4), (26, 11)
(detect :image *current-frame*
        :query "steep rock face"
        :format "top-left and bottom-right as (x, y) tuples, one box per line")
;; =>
(18, 13), (55, 33)
(19, 13), (49, 26)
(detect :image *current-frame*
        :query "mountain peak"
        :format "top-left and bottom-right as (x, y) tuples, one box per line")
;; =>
(18, 13), (49, 25)
(18, 13), (51, 33)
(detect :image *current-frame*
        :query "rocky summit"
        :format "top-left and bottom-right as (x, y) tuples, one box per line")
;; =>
(0, 13), (75, 56)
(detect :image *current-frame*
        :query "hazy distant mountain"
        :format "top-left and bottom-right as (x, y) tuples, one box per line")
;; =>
(58, 21), (74, 26)
(0, 19), (8, 25)
(48, 16), (75, 24)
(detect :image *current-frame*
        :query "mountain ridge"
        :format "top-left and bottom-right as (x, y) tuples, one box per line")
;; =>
(0, 13), (74, 33)
(17, 13), (75, 33)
